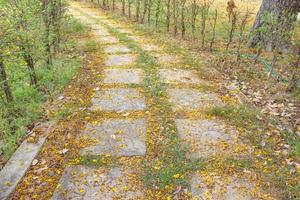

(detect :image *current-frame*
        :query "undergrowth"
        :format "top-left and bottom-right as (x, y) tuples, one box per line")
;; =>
(0, 18), (87, 162)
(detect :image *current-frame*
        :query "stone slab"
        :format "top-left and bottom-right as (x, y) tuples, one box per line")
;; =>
(175, 119), (239, 158)
(94, 29), (110, 36)
(117, 29), (133, 35)
(81, 118), (146, 156)
(159, 69), (202, 84)
(91, 88), (146, 111)
(104, 54), (136, 67)
(127, 36), (144, 43)
(154, 54), (179, 65)
(141, 44), (160, 51)
(90, 24), (105, 30)
(104, 45), (131, 54)
(191, 174), (258, 200)
(97, 36), (119, 44)
(103, 69), (143, 84)
(52, 166), (144, 200)
(86, 13), (105, 19)
(0, 122), (55, 200)
(167, 88), (222, 111)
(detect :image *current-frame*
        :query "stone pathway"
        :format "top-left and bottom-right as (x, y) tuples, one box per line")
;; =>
(5, 2), (271, 200)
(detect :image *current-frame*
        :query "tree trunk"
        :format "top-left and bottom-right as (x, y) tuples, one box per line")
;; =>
(248, 0), (300, 51)
(166, 0), (171, 32)
(0, 57), (13, 103)
(122, 0), (126, 15)
(23, 53), (38, 87)
(42, 0), (53, 66)
(136, 0), (140, 21)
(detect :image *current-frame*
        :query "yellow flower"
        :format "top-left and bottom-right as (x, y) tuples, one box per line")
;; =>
(79, 189), (85, 194)
(173, 174), (180, 179)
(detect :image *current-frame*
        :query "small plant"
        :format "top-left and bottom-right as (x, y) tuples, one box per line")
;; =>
(199, 0), (214, 49)
(82, 40), (101, 52)
(236, 8), (252, 65)
(209, 9), (218, 51)
(226, 7), (238, 50)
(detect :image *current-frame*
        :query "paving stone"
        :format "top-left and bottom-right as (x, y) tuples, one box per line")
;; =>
(141, 44), (160, 51)
(191, 174), (258, 200)
(159, 69), (202, 84)
(90, 24), (104, 30)
(52, 166), (144, 200)
(86, 13), (104, 19)
(127, 35), (144, 43)
(103, 69), (143, 84)
(154, 54), (179, 65)
(97, 36), (119, 44)
(167, 89), (223, 111)
(105, 54), (136, 66)
(91, 88), (146, 111)
(175, 119), (242, 158)
(94, 29), (110, 36)
(117, 29), (133, 35)
(104, 45), (131, 54)
(81, 118), (146, 156)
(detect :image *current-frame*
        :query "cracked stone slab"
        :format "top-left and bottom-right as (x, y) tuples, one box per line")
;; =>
(52, 166), (144, 200)
(105, 54), (136, 66)
(81, 118), (146, 156)
(141, 44), (160, 51)
(91, 88), (146, 111)
(167, 88), (223, 111)
(159, 69), (203, 84)
(103, 69), (143, 84)
(191, 173), (259, 200)
(175, 119), (246, 158)
(96, 36), (119, 44)
(104, 45), (131, 54)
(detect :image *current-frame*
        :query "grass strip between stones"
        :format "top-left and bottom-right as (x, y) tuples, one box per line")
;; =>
(76, 11), (206, 197)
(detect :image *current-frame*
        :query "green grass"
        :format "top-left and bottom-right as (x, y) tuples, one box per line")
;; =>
(208, 105), (262, 129)
(0, 18), (86, 161)
(208, 104), (300, 198)
(82, 40), (102, 52)
(79, 155), (118, 168)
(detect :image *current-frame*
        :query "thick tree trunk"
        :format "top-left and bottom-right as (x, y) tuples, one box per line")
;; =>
(0, 57), (13, 103)
(248, 0), (300, 51)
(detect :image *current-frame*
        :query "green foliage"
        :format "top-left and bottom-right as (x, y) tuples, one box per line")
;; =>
(82, 40), (101, 52)
(208, 105), (262, 130)
(282, 130), (300, 158)
(0, 9), (85, 160)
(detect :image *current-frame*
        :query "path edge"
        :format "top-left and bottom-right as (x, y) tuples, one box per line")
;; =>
(0, 121), (56, 200)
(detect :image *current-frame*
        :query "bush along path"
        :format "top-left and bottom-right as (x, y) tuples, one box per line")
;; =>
(6, 1), (290, 200)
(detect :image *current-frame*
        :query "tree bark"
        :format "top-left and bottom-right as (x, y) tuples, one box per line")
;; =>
(248, 0), (300, 51)
(23, 52), (38, 87)
(166, 0), (171, 32)
(0, 57), (13, 103)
